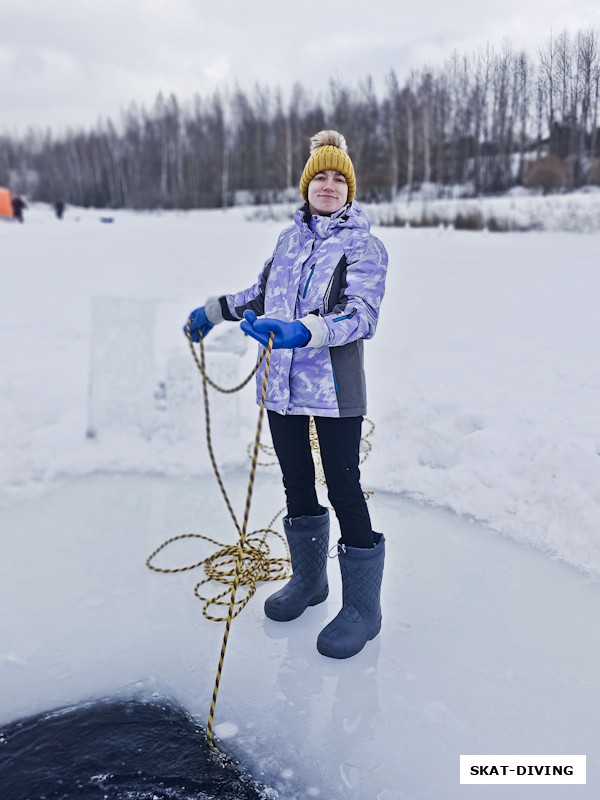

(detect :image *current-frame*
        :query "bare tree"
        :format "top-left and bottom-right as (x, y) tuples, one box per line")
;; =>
(538, 31), (557, 143)
(576, 28), (600, 182)
(4, 25), (598, 208)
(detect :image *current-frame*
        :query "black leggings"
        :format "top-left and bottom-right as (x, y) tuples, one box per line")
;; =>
(267, 411), (374, 548)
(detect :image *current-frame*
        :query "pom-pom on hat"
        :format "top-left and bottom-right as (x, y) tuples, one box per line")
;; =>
(299, 130), (356, 203)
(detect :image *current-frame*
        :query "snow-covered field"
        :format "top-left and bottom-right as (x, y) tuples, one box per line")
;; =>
(1, 202), (600, 798)
(2, 202), (599, 573)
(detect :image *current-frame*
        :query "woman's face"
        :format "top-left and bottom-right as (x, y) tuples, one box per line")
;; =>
(307, 169), (349, 216)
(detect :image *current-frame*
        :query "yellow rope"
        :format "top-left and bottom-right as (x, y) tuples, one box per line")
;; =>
(145, 524), (289, 622)
(146, 321), (376, 746)
(205, 326), (274, 747)
(146, 322), (288, 747)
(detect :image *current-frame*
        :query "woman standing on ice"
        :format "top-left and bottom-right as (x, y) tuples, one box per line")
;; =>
(184, 130), (388, 659)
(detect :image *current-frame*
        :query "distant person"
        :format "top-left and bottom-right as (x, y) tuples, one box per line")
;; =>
(11, 195), (27, 223)
(184, 130), (388, 659)
(54, 201), (66, 220)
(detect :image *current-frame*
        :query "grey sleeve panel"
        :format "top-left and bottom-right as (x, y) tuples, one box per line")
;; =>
(233, 292), (265, 319)
(329, 339), (367, 417)
(323, 254), (348, 315)
(219, 296), (237, 321)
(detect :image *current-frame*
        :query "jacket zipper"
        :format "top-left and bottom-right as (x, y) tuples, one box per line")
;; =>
(302, 265), (315, 298)
(332, 308), (357, 322)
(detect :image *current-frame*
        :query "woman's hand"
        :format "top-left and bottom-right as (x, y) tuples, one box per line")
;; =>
(240, 310), (311, 349)
(183, 307), (214, 341)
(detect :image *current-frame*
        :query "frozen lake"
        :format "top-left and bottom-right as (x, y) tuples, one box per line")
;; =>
(1, 470), (599, 798)
(1, 204), (599, 797)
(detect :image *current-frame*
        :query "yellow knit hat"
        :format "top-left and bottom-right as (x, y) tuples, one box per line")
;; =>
(299, 130), (356, 203)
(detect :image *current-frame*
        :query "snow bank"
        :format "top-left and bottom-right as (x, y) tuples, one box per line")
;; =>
(246, 187), (600, 233)
(365, 186), (600, 233)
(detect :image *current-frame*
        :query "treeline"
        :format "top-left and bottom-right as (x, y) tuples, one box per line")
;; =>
(1, 27), (599, 209)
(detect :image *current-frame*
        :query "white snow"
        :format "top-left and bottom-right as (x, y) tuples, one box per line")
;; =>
(1, 202), (599, 798)
(366, 185), (600, 234)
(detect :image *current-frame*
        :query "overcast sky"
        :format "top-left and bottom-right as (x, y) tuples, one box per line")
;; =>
(1, 0), (599, 135)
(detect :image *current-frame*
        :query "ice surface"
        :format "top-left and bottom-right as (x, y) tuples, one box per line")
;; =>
(1, 472), (599, 799)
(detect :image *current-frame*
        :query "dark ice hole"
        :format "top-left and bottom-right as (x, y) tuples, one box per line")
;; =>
(0, 698), (269, 799)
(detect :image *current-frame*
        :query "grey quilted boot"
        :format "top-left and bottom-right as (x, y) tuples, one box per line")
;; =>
(317, 533), (385, 659)
(264, 509), (330, 622)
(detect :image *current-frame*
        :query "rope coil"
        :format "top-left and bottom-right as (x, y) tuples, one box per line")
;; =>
(146, 524), (290, 622)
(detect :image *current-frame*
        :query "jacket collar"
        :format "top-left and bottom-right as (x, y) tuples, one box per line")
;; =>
(294, 201), (368, 242)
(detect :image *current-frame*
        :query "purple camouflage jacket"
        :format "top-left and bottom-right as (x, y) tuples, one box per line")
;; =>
(215, 202), (388, 418)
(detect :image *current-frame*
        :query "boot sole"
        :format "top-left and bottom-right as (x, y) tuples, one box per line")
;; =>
(317, 615), (382, 659)
(264, 589), (329, 622)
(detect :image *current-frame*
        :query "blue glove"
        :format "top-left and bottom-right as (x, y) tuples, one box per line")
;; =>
(240, 310), (311, 349)
(184, 306), (214, 342)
